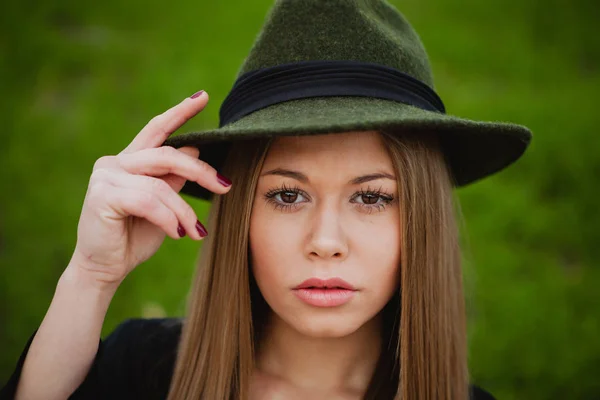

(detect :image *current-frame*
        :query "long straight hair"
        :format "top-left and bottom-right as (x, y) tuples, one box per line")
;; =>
(166, 131), (468, 400)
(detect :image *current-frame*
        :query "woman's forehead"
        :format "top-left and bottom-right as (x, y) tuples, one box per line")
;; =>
(258, 131), (396, 184)
(264, 131), (390, 163)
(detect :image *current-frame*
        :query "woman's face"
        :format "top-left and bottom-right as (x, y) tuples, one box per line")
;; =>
(249, 131), (401, 338)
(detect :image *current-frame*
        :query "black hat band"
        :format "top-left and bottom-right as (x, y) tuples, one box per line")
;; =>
(219, 60), (446, 127)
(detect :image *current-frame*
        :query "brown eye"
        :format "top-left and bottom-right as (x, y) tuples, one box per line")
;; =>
(361, 194), (379, 205)
(279, 191), (299, 203)
(265, 186), (309, 211)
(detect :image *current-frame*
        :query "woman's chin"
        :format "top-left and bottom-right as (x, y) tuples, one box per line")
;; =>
(287, 314), (366, 339)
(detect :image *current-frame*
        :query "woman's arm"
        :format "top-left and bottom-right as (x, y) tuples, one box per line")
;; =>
(14, 264), (116, 400)
(6, 91), (225, 399)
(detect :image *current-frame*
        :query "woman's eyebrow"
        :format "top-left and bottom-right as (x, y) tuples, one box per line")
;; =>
(261, 168), (308, 182)
(260, 168), (395, 184)
(350, 172), (395, 185)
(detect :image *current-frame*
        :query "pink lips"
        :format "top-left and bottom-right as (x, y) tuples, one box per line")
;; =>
(292, 278), (357, 307)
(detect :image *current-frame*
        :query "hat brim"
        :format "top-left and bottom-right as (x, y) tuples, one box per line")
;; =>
(163, 97), (531, 200)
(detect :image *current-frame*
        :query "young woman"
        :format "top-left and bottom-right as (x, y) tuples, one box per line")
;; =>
(1, 0), (531, 399)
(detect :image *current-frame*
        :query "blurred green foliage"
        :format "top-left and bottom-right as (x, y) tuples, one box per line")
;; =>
(1, 0), (598, 398)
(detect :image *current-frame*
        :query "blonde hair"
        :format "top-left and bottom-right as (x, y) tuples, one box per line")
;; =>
(166, 131), (468, 400)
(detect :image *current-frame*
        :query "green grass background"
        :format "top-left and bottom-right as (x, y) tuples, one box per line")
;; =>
(1, 0), (599, 398)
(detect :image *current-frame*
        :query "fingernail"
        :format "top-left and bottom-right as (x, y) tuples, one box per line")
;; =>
(177, 223), (186, 238)
(196, 220), (208, 238)
(190, 90), (204, 99)
(216, 173), (232, 187)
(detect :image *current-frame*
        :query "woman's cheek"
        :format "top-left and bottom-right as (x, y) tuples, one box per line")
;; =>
(356, 214), (401, 290)
(250, 210), (298, 293)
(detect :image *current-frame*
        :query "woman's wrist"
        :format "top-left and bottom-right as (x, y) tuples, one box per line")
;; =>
(58, 261), (120, 304)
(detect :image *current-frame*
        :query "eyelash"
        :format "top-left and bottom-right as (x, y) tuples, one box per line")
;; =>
(263, 183), (396, 214)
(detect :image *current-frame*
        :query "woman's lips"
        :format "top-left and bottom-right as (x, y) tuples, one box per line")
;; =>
(292, 277), (357, 307)
(293, 288), (356, 307)
(294, 277), (356, 290)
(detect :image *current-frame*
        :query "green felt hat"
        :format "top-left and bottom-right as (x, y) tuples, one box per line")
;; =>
(163, 0), (532, 200)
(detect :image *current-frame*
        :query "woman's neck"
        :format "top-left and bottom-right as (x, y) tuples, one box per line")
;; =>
(254, 312), (383, 396)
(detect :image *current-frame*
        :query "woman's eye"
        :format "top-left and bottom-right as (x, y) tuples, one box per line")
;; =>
(357, 193), (379, 205)
(354, 193), (387, 205)
(351, 190), (395, 213)
(277, 191), (303, 203)
(264, 186), (309, 211)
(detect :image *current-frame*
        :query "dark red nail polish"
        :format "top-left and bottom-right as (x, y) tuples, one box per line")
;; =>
(190, 90), (204, 99)
(177, 223), (186, 237)
(216, 173), (232, 187)
(196, 220), (208, 237)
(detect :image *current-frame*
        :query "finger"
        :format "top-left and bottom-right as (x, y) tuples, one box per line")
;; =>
(116, 146), (232, 195)
(96, 169), (206, 240)
(178, 145), (200, 159)
(93, 155), (118, 171)
(93, 148), (199, 191)
(102, 185), (183, 240)
(121, 91), (209, 154)
(162, 146), (200, 192)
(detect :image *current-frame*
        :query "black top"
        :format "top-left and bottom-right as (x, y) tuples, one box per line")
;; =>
(0, 318), (496, 399)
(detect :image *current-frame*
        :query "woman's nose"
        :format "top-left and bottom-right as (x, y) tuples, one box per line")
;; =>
(305, 204), (349, 261)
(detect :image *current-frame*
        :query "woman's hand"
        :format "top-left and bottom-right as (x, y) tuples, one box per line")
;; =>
(68, 91), (229, 291)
